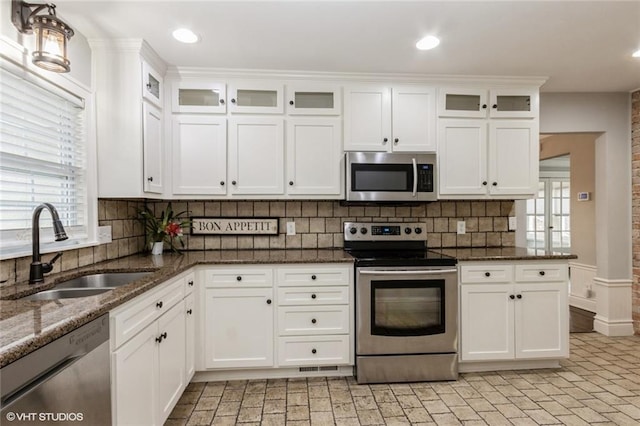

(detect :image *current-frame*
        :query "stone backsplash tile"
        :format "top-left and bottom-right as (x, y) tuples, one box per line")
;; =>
(2, 197), (517, 287)
(144, 199), (516, 251)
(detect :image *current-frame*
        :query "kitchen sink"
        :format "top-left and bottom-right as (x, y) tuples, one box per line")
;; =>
(54, 272), (153, 289)
(21, 272), (153, 301)
(22, 288), (113, 301)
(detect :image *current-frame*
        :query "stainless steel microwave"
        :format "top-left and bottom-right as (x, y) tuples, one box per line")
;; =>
(346, 152), (437, 202)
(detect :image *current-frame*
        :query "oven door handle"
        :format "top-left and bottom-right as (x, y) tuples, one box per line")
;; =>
(412, 157), (418, 197)
(359, 269), (458, 275)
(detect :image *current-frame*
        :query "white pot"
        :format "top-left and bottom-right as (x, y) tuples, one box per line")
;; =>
(151, 241), (164, 255)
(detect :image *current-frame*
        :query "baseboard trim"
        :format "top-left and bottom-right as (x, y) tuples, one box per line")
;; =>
(459, 359), (562, 373)
(192, 365), (354, 382)
(593, 317), (635, 337)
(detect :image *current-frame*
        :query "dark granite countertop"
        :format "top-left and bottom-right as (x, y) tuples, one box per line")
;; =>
(0, 249), (353, 368)
(433, 246), (578, 261)
(0, 246), (575, 368)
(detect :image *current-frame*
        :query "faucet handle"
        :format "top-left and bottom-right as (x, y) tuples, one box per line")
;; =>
(42, 252), (63, 273)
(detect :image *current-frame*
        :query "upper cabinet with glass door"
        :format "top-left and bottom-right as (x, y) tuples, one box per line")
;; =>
(438, 88), (537, 119)
(286, 85), (341, 115)
(172, 81), (227, 113)
(142, 59), (163, 109)
(228, 83), (284, 114)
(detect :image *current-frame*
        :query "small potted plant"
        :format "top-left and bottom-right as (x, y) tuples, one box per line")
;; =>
(138, 203), (190, 254)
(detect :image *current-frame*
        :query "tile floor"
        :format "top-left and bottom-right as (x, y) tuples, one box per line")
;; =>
(166, 333), (640, 425)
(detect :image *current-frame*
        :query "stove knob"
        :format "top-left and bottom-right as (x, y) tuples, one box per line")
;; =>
(349, 227), (357, 235)
(414, 227), (423, 234)
(360, 228), (368, 235)
(404, 227), (412, 234)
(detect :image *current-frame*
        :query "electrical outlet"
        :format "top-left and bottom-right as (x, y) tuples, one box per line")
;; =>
(286, 222), (296, 235)
(97, 225), (112, 243)
(457, 221), (466, 235)
(508, 216), (517, 231)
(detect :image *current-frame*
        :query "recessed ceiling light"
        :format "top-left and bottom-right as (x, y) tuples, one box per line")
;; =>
(633, 49), (640, 58)
(172, 28), (199, 44)
(416, 35), (440, 51)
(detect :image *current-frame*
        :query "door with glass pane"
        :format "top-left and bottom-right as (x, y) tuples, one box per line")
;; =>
(525, 178), (570, 253)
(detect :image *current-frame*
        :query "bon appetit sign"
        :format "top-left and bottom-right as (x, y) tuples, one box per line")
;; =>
(191, 217), (279, 235)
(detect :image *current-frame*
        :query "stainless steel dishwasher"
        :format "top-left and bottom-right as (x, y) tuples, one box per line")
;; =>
(1, 314), (111, 425)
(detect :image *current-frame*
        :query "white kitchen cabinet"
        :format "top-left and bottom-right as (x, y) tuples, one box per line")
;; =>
(286, 85), (341, 115)
(286, 118), (342, 196)
(112, 321), (156, 426)
(142, 59), (163, 109)
(185, 273), (196, 382)
(228, 83), (284, 114)
(204, 287), (274, 369)
(156, 301), (186, 423)
(171, 115), (227, 195)
(172, 80), (226, 113)
(459, 261), (569, 364)
(111, 273), (192, 426)
(143, 102), (163, 194)
(113, 299), (185, 426)
(438, 119), (537, 198)
(438, 88), (537, 119)
(200, 264), (353, 373)
(91, 40), (167, 197)
(344, 85), (436, 152)
(228, 117), (284, 195)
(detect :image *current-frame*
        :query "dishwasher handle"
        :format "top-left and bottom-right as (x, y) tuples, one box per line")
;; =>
(359, 269), (458, 276)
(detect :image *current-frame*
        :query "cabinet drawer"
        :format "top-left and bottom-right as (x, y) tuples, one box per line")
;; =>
(277, 286), (349, 305)
(277, 335), (350, 366)
(515, 264), (568, 282)
(111, 278), (184, 349)
(278, 306), (349, 336)
(277, 265), (350, 287)
(460, 264), (513, 283)
(204, 268), (273, 288)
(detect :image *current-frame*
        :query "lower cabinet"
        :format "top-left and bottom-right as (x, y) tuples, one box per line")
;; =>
(459, 261), (569, 364)
(111, 273), (194, 425)
(204, 286), (274, 369)
(200, 263), (353, 372)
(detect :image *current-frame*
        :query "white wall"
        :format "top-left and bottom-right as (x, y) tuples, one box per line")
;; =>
(0, 0), (92, 88)
(540, 93), (632, 281)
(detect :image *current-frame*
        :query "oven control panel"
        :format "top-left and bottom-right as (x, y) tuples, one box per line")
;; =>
(344, 222), (426, 241)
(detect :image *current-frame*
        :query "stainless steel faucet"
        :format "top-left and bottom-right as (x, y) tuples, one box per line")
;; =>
(30, 203), (68, 284)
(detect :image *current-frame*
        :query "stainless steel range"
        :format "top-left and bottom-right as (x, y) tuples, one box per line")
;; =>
(344, 221), (459, 384)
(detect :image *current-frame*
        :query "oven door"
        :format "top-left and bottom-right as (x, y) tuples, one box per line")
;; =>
(356, 266), (458, 355)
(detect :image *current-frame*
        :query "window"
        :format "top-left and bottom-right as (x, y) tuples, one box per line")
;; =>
(525, 178), (571, 254)
(0, 64), (89, 257)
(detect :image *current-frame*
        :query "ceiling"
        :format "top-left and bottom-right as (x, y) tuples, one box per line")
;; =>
(55, 0), (640, 92)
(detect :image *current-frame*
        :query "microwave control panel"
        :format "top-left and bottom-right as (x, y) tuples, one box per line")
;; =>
(417, 164), (434, 192)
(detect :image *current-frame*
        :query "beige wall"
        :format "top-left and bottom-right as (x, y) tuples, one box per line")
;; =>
(632, 90), (640, 333)
(540, 133), (598, 266)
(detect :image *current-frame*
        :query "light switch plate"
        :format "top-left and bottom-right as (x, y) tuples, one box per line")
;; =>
(457, 221), (466, 235)
(508, 217), (517, 231)
(97, 225), (112, 243)
(286, 222), (296, 235)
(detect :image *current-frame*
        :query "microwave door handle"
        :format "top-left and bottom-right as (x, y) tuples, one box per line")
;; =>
(412, 158), (418, 197)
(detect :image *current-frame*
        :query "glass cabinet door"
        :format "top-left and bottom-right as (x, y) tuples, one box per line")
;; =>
(172, 81), (226, 113)
(438, 88), (488, 118)
(141, 60), (163, 108)
(489, 89), (537, 118)
(286, 85), (342, 115)
(229, 84), (284, 114)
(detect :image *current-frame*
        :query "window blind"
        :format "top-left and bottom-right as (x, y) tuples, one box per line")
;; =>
(0, 65), (87, 252)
